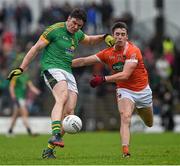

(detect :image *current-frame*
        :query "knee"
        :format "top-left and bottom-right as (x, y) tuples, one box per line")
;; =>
(120, 112), (131, 125)
(55, 92), (68, 104)
(65, 106), (75, 115)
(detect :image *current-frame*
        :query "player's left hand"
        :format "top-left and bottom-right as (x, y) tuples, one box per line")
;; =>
(104, 34), (115, 47)
(89, 75), (106, 88)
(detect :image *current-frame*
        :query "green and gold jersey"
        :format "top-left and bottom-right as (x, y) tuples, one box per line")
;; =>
(40, 22), (85, 73)
(12, 74), (29, 99)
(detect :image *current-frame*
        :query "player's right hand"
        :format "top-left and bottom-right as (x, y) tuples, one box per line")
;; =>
(7, 68), (23, 81)
(89, 75), (106, 88)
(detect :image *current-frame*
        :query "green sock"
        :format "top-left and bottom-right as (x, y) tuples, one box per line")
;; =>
(52, 120), (61, 135)
(47, 121), (62, 150)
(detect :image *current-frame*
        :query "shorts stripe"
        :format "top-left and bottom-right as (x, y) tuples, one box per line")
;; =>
(43, 70), (58, 89)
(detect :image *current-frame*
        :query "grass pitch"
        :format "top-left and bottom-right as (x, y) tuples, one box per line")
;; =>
(0, 132), (180, 165)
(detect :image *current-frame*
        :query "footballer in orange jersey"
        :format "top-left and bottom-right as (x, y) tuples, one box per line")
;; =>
(72, 22), (153, 158)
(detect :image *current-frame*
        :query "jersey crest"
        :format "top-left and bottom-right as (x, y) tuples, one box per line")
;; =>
(112, 62), (124, 72)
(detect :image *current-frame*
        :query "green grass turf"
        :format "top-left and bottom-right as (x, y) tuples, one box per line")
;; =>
(0, 132), (180, 165)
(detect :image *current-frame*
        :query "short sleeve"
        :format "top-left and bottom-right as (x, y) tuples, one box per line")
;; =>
(96, 49), (108, 63)
(125, 47), (142, 63)
(41, 25), (57, 43)
(76, 29), (85, 42)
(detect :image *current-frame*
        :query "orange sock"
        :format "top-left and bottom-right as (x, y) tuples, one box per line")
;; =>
(122, 145), (129, 154)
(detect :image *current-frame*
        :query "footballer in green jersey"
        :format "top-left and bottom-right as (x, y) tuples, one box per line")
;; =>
(7, 8), (115, 159)
(8, 73), (40, 136)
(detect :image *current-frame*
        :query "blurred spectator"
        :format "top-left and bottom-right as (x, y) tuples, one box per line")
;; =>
(149, 34), (163, 57)
(99, 0), (113, 33)
(86, 2), (98, 34)
(0, 69), (10, 116)
(162, 36), (175, 66)
(155, 53), (175, 131)
(157, 79), (175, 131)
(114, 12), (133, 38)
(7, 72), (40, 136)
(0, 3), (6, 35)
(50, 2), (64, 22)
(14, 2), (32, 36)
(39, 2), (64, 26)
(143, 46), (155, 68)
(0, 49), (7, 70)
(155, 56), (172, 80)
(4, 3), (15, 33)
(2, 29), (15, 54)
(21, 2), (32, 35)
(39, 6), (52, 26)
(61, 2), (72, 20)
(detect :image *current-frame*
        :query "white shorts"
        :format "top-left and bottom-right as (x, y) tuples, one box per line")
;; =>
(14, 98), (26, 109)
(116, 85), (152, 108)
(18, 99), (26, 107)
(43, 68), (78, 94)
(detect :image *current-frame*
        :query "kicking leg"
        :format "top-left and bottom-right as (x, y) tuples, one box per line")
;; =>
(48, 81), (69, 147)
(42, 81), (68, 159)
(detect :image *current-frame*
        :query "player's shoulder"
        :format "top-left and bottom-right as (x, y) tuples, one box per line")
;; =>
(50, 22), (65, 28)
(100, 47), (114, 54)
(128, 41), (139, 50)
(128, 41), (140, 52)
(75, 29), (85, 37)
(77, 28), (84, 33)
(45, 22), (65, 32)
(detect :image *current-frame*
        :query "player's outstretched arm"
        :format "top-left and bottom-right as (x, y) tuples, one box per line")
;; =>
(89, 62), (138, 88)
(20, 38), (48, 71)
(72, 55), (98, 67)
(7, 38), (48, 81)
(81, 34), (115, 47)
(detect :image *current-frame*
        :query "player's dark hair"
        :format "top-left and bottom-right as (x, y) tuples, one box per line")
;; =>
(112, 22), (128, 34)
(69, 8), (87, 23)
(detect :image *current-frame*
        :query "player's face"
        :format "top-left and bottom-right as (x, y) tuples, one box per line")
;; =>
(66, 17), (84, 34)
(113, 28), (128, 47)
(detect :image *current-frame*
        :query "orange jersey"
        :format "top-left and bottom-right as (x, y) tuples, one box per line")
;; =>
(96, 41), (149, 91)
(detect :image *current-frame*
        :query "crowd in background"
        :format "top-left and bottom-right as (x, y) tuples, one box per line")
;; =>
(0, 0), (180, 131)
